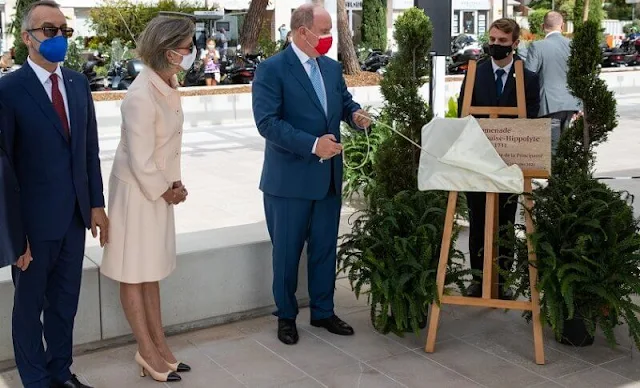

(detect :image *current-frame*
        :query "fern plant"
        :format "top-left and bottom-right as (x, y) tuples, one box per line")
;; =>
(339, 190), (469, 335)
(502, 20), (640, 348)
(504, 174), (640, 348)
(341, 108), (392, 202)
(338, 8), (467, 335)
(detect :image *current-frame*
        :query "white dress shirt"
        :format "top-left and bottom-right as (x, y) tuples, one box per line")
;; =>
(545, 30), (562, 39)
(27, 56), (71, 131)
(290, 42), (326, 155)
(491, 57), (513, 94)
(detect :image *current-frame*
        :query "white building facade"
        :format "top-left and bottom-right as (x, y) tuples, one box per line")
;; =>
(452, 0), (521, 37)
(0, 0), (521, 53)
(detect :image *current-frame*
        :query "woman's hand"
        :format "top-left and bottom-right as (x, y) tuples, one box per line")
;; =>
(161, 185), (187, 205)
(173, 181), (188, 203)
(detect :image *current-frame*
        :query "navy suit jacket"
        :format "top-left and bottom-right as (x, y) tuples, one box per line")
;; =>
(0, 63), (104, 242)
(252, 46), (361, 200)
(0, 102), (24, 268)
(458, 57), (540, 119)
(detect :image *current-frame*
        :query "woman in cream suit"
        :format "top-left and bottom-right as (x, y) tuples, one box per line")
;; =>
(101, 16), (196, 383)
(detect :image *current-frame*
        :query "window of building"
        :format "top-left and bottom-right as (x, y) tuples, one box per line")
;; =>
(453, 13), (459, 35)
(478, 11), (488, 35)
(462, 11), (475, 34)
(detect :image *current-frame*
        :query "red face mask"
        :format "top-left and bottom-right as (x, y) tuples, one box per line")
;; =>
(305, 28), (333, 56)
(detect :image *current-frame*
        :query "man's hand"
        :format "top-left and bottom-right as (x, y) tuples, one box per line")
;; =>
(314, 134), (343, 159)
(15, 241), (32, 272)
(352, 109), (371, 130)
(91, 207), (109, 247)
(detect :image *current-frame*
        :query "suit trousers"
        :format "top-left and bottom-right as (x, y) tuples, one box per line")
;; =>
(545, 110), (577, 155)
(264, 173), (340, 321)
(12, 206), (86, 388)
(466, 192), (518, 286)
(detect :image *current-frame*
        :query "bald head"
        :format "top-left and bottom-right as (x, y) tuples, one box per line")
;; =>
(543, 11), (564, 33)
(290, 4), (332, 58)
(290, 4), (329, 31)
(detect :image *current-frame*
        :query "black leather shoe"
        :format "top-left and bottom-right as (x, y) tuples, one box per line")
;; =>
(278, 319), (299, 345)
(310, 315), (354, 336)
(51, 375), (93, 388)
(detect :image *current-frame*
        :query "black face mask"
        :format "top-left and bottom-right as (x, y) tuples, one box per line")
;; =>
(488, 44), (514, 60)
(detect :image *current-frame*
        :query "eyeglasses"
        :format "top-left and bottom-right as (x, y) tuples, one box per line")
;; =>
(28, 26), (74, 38)
(174, 43), (195, 52)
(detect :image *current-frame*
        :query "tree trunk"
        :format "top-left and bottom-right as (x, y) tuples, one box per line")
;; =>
(583, 0), (590, 21)
(239, 0), (269, 54)
(337, 0), (360, 75)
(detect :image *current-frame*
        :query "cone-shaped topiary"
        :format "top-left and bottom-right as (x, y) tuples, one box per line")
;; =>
(338, 8), (469, 336)
(554, 20), (617, 176)
(361, 0), (387, 51)
(504, 20), (640, 349)
(374, 7), (432, 200)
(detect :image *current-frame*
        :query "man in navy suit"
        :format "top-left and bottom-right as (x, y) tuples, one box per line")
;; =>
(252, 4), (370, 345)
(457, 18), (540, 300)
(0, 2), (108, 387)
(0, 102), (25, 269)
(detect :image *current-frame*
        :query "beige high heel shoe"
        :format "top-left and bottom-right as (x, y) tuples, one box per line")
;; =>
(135, 351), (181, 382)
(165, 359), (191, 373)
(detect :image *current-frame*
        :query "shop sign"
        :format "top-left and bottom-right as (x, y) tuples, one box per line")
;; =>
(452, 0), (491, 10)
(346, 0), (362, 10)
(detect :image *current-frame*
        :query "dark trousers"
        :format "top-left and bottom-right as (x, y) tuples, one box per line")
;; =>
(466, 192), (518, 285)
(545, 110), (577, 155)
(12, 208), (86, 388)
(264, 170), (340, 321)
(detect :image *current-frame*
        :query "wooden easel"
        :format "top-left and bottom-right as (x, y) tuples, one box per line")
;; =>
(424, 59), (547, 365)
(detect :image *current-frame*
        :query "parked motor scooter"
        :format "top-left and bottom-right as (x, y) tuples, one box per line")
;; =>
(82, 51), (107, 91)
(360, 49), (390, 73)
(448, 34), (482, 74)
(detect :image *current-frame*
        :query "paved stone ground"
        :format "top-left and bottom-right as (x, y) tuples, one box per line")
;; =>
(1, 88), (638, 387)
(2, 275), (640, 388)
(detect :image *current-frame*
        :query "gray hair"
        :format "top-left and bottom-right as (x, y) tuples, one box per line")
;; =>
(21, 0), (61, 32)
(136, 16), (195, 72)
(543, 11), (564, 29)
(290, 4), (319, 31)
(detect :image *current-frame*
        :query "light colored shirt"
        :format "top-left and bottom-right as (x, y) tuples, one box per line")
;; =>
(545, 30), (562, 39)
(27, 56), (71, 131)
(291, 42), (327, 155)
(491, 57), (514, 93)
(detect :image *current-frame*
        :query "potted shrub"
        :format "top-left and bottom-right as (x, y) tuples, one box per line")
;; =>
(506, 173), (640, 347)
(505, 21), (640, 348)
(337, 8), (469, 335)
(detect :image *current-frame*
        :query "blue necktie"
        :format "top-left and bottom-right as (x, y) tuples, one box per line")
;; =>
(495, 68), (506, 100)
(307, 58), (327, 115)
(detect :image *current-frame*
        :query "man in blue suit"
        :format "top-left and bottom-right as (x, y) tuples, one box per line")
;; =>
(0, 101), (25, 269)
(0, 2), (108, 387)
(252, 3), (370, 345)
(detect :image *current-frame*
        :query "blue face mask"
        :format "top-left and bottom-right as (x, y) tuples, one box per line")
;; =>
(29, 34), (68, 63)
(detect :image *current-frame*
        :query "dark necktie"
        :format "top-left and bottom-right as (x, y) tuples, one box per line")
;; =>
(495, 68), (506, 100)
(50, 74), (70, 140)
